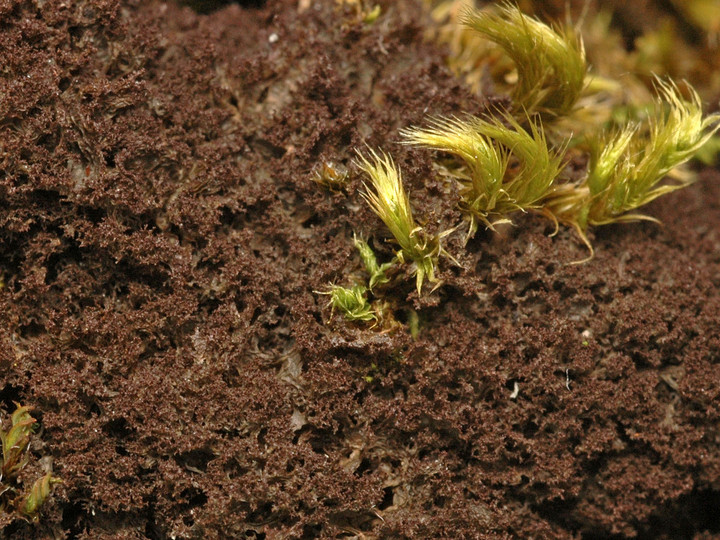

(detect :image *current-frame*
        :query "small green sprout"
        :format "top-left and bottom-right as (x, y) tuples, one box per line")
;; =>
(353, 234), (394, 289)
(1, 404), (60, 522)
(356, 149), (454, 294)
(363, 362), (379, 383)
(402, 110), (565, 238)
(323, 283), (377, 323)
(1, 405), (36, 480)
(20, 473), (62, 522)
(463, 2), (587, 117)
(544, 79), (720, 257)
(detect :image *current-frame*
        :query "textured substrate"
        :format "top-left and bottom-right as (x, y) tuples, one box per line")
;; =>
(1, 1), (720, 538)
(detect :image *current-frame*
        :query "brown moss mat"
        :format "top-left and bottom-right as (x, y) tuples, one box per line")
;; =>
(1, 0), (720, 538)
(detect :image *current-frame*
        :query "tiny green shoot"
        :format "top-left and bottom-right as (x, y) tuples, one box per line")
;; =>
(363, 4), (381, 24)
(353, 234), (394, 289)
(1, 404), (60, 522)
(20, 473), (62, 522)
(338, 0), (381, 25)
(323, 283), (377, 323)
(1, 405), (36, 480)
(407, 308), (420, 340)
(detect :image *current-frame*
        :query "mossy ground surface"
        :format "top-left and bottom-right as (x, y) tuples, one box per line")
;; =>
(1, 1), (720, 538)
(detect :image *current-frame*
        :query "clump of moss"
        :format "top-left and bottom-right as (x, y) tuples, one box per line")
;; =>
(544, 79), (720, 257)
(401, 110), (565, 238)
(356, 149), (456, 294)
(317, 2), (719, 326)
(405, 4), (719, 259)
(463, 2), (587, 118)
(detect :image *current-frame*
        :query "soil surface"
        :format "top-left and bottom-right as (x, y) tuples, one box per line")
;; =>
(1, 0), (720, 538)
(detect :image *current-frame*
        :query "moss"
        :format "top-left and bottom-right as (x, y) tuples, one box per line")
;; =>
(1, 404), (61, 523)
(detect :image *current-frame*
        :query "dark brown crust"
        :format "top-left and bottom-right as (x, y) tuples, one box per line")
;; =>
(1, 1), (719, 538)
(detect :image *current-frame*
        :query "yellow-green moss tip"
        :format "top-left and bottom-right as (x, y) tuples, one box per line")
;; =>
(402, 110), (565, 238)
(463, 2), (587, 117)
(356, 148), (453, 294)
(543, 78), (720, 256)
